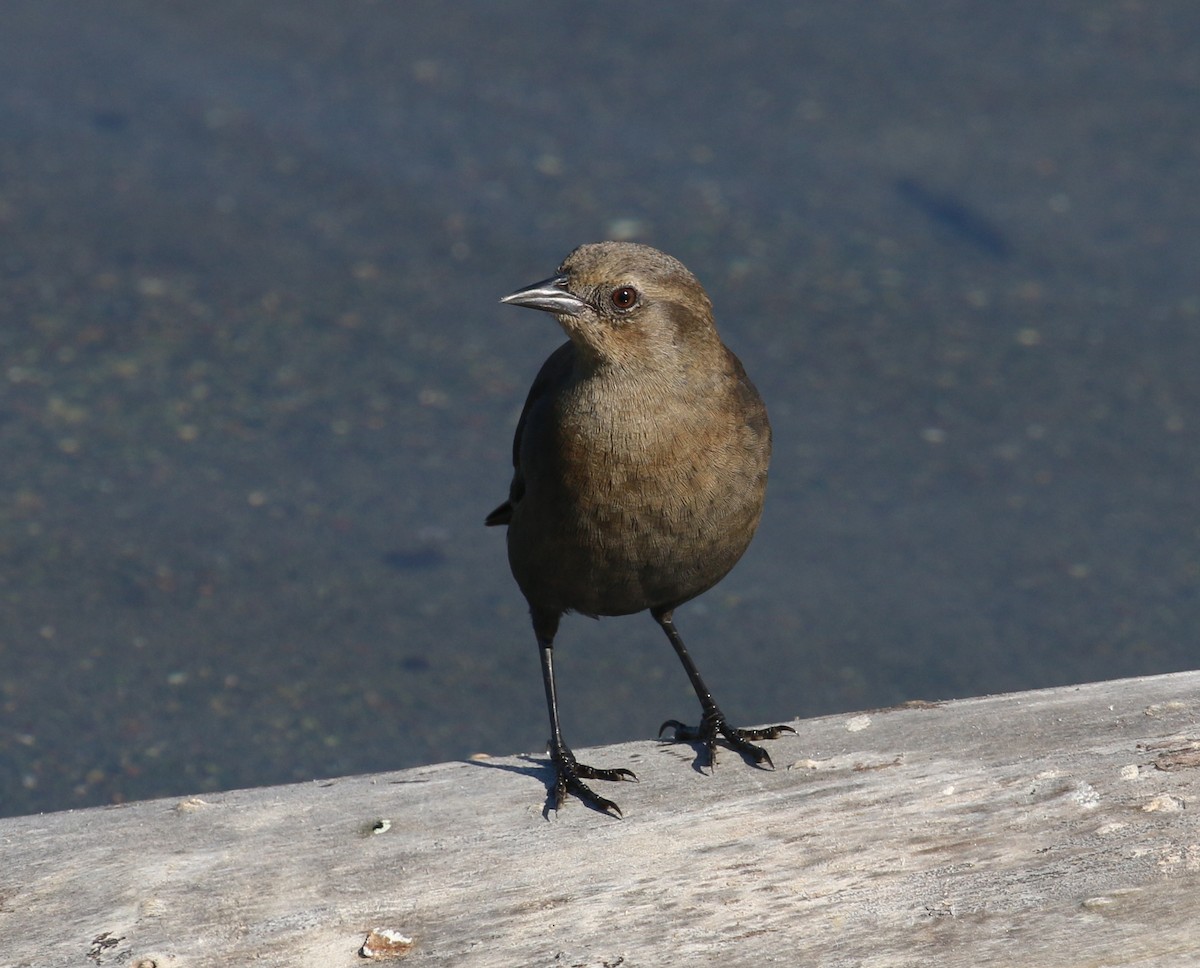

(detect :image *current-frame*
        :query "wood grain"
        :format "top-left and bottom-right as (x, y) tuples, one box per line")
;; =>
(3, 671), (1198, 967)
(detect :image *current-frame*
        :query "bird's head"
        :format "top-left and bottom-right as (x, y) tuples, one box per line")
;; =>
(500, 242), (720, 371)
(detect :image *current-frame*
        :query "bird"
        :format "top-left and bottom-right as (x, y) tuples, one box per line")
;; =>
(487, 241), (792, 817)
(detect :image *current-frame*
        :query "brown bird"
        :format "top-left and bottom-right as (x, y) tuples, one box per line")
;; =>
(487, 241), (792, 816)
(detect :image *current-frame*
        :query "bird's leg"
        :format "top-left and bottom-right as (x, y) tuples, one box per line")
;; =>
(534, 609), (635, 817)
(653, 607), (794, 770)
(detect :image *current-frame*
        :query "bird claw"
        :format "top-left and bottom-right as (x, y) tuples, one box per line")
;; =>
(575, 763), (638, 783)
(738, 724), (797, 742)
(547, 744), (636, 818)
(660, 714), (794, 770)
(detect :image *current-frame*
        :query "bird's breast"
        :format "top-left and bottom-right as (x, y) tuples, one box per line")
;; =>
(508, 371), (769, 616)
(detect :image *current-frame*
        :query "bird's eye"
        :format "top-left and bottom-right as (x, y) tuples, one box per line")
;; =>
(611, 286), (638, 310)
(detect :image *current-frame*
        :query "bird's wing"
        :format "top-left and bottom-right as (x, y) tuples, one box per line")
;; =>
(485, 340), (574, 527)
(722, 345), (772, 449)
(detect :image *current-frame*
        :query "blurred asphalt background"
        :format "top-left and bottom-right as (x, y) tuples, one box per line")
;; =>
(2, 1), (1198, 817)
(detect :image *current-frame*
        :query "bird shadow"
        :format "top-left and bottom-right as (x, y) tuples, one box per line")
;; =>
(659, 721), (794, 775)
(463, 753), (550, 788)
(463, 754), (626, 821)
(661, 737), (766, 776)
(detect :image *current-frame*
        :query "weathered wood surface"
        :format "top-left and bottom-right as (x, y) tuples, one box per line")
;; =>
(2, 671), (1199, 967)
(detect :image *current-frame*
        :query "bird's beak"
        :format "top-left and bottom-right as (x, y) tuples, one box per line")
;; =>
(500, 275), (587, 317)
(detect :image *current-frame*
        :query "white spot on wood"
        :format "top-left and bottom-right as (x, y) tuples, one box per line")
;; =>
(360, 928), (414, 959)
(1073, 782), (1100, 809)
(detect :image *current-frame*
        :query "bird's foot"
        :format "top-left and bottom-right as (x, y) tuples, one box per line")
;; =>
(547, 742), (636, 818)
(660, 712), (795, 771)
